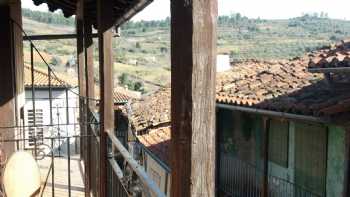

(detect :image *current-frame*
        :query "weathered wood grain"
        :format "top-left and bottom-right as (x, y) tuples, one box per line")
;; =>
(170, 0), (217, 196)
(343, 128), (350, 197)
(84, 18), (94, 197)
(97, 0), (115, 196)
(0, 2), (23, 156)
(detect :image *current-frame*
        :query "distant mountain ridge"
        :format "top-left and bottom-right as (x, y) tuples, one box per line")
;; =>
(21, 9), (350, 93)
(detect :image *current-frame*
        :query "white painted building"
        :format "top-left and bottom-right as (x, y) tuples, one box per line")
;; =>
(23, 66), (79, 155)
(217, 54), (231, 72)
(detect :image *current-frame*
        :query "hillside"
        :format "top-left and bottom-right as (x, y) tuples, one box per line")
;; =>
(22, 9), (350, 93)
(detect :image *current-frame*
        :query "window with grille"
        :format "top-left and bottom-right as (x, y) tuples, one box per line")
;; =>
(268, 119), (289, 168)
(26, 109), (44, 147)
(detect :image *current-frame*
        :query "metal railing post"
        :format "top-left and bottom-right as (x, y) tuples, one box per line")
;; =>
(48, 67), (53, 125)
(67, 137), (71, 197)
(30, 43), (36, 128)
(33, 137), (37, 160)
(51, 138), (55, 197)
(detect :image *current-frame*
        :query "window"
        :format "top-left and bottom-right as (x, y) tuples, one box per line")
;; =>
(268, 119), (289, 167)
(26, 109), (44, 147)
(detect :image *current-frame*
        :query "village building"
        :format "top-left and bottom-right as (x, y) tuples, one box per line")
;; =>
(130, 88), (171, 196)
(217, 54), (231, 72)
(23, 65), (79, 153)
(130, 41), (350, 197)
(24, 64), (137, 155)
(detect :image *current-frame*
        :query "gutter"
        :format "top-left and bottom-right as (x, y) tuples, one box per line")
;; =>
(216, 103), (329, 124)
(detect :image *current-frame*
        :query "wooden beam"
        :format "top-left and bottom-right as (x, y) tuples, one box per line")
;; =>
(97, 0), (115, 196)
(23, 33), (98, 41)
(84, 18), (94, 197)
(343, 128), (350, 197)
(85, 22), (95, 111)
(76, 0), (86, 162)
(0, 1), (24, 156)
(170, 0), (217, 196)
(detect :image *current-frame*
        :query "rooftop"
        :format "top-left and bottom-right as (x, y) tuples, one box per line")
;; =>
(95, 86), (140, 105)
(24, 65), (76, 88)
(132, 41), (350, 166)
(137, 126), (171, 166)
(131, 88), (170, 132)
(308, 40), (350, 70)
(31, 0), (152, 27)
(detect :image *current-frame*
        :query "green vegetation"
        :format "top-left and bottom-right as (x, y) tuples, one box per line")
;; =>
(22, 9), (350, 93)
(22, 8), (74, 26)
(118, 73), (145, 93)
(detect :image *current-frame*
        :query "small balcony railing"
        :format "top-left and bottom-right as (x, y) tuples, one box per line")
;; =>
(4, 18), (165, 197)
(218, 153), (322, 197)
(86, 110), (166, 197)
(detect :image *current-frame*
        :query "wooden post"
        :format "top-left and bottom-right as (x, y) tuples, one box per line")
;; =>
(343, 128), (350, 197)
(170, 0), (217, 196)
(0, 0), (24, 156)
(85, 21), (95, 111)
(84, 18), (94, 197)
(97, 0), (115, 196)
(262, 117), (269, 197)
(76, 0), (86, 160)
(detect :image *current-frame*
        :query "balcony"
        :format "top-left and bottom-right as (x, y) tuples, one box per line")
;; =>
(0, 0), (220, 196)
(0, 17), (166, 196)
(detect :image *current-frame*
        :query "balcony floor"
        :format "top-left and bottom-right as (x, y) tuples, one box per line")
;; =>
(37, 155), (86, 197)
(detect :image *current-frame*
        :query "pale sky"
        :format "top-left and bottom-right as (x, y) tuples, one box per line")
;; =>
(22, 0), (350, 21)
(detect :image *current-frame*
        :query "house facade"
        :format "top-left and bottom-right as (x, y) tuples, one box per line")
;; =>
(23, 65), (79, 154)
(129, 40), (350, 197)
(216, 41), (350, 197)
(129, 87), (171, 196)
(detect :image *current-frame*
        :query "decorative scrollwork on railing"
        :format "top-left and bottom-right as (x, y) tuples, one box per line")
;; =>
(33, 143), (52, 160)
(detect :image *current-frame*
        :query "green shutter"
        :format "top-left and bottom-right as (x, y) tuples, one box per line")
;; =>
(295, 123), (327, 196)
(268, 119), (289, 167)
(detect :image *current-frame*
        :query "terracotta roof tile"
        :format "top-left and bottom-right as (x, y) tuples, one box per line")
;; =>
(24, 65), (75, 88)
(95, 86), (140, 104)
(131, 88), (170, 132)
(133, 59), (350, 130)
(309, 40), (350, 69)
(137, 126), (171, 166)
(133, 42), (350, 165)
(113, 91), (130, 104)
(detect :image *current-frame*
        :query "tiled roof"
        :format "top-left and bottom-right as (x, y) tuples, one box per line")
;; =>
(113, 91), (130, 104)
(132, 59), (350, 131)
(24, 65), (75, 88)
(216, 58), (350, 117)
(131, 88), (170, 132)
(133, 43), (350, 166)
(308, 40), (350, 69)
(137, 126), (171, 166)
(95, 86), (137, 104)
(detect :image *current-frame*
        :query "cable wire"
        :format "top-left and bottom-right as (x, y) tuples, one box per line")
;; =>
(11, 18), (100, 102)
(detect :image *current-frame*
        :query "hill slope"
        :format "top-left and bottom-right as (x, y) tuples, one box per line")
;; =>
(22, 10), (350, 93)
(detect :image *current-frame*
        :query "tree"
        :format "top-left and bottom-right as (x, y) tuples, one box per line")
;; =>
(50, 56), (61, 66)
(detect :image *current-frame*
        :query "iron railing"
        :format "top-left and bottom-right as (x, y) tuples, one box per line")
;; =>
(0, 134), (90, 197)
(218, 153), (322, 197)
(87, 110), (166, 197)
(8, 18), (165, 197)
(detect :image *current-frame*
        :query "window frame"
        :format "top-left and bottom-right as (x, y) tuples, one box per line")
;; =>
(268, 118), (289, 168)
